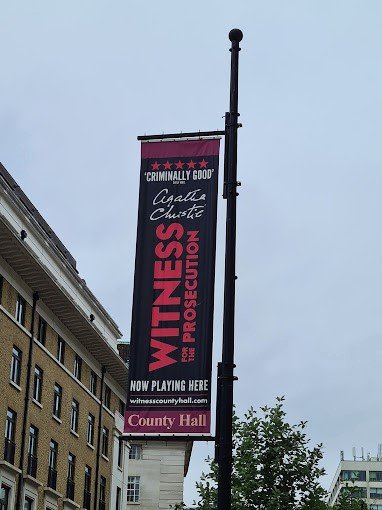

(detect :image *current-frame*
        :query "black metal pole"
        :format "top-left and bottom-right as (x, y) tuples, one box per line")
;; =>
(214, 362), (222, 462)
(217, 28), (242, 510)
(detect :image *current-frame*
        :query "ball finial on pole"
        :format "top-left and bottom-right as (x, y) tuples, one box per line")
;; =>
(229, 28), (243, 42)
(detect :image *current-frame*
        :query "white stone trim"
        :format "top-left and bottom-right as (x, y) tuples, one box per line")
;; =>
(32, 399), (43, 409)
(52, 415), (62, 425)
(9, 380), (22, 392)
(0, 468), (17, 510)
(0, 184), (121, 343)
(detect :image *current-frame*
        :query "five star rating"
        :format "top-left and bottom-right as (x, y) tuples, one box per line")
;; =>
(151, 159), (208, 171)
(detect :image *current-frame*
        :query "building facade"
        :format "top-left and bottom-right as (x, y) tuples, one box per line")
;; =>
(328, 452), (382, 509)
(0, 163), (130, 510)
(126, 442), (191, 510)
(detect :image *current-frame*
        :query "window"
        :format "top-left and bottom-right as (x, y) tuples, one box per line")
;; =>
(57, 336), (65, 363)
(119, 399), (125, 416)
(67, 453), (76, 500)
(53, 383), (62, 419)
(27, 425), (38, 477)
(90, 371), (97, 395)
(37, 317), (46, 345)
(83, 465), (91, 510)
(127, 476), (140, 503)
(341, 470), (366, 481)
(116, 487), (121, 510)
(33, 366), (43, 403)
(104, 385), (111, 409)
(48, 440), (58, 490)
(48, 440), (57, 470)
(70, 399), (79, 433)
(355, 487), (367, 499)
(87, 414), (95, 446)
(4, 408), (17, 464)
(370, 471), (382, 482)
(24, 496), (34, 510)
(117, 440), (123, 468)
(371, 506), (382, 510)
(73, 354), (82, 380)
(99, 476), (106, 509)
(102, 427), (109, 457)
(371, 488), (382, 500)
(0, 484), (10, 510)
(16, 294), (26, 326)
(129, 444), (142, 460)
(341, 486), (367, 499)
(10, 346), (22, 386)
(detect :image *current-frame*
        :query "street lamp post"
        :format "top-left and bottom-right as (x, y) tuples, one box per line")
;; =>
(216, 28), (243, 510)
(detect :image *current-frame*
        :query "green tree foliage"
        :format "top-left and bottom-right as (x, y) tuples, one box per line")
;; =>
(194, 396), (327, 510)
(181, 397), (368, 510)
(332, 485), (367, 510)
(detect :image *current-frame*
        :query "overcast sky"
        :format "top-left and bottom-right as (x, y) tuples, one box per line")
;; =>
(1, 0), (382, 505)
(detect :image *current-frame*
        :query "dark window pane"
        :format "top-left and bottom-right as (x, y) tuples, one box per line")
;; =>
(67, 452), (76, 500)
(53, 383), (62, 419)
(87, 414), (94, 445)
(27, 426), (38, 477)
(10, 346), (22, 386)
(37, 317), (46, 345)
(83, 465), (92, 509)
(90, 371), (97, 395)
(117, 440), (123, 468)
(4, 409), (17, 464)
(70, 400), (79, 433)
(33, 366), (43, 403)
(74, 355), (82, 380)
(104, 386), (111, 409)
(116, 487), (121, 510)
(57, 337), (65, 363)
(16, 295), (26, 326)
(99, 476), (106, 504)
(102, 427), (109, 457)
(0, 484), (10, 510)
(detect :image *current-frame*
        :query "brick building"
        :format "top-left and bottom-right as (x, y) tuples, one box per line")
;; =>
(0, 163), (130, 510)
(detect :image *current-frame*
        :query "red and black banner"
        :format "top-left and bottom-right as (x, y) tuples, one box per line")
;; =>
(124, 138), (220, 436)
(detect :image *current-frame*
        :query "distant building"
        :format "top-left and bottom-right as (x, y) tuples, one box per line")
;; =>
(126, 441), (192, 510)
(328, 449), (382, 508)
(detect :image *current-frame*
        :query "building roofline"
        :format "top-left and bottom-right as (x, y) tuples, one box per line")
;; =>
(0, 163), (77, 268)
(0, 162), (122, 337)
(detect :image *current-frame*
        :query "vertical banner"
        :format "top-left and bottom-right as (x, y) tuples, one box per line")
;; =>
(125, 138), (220, 436)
